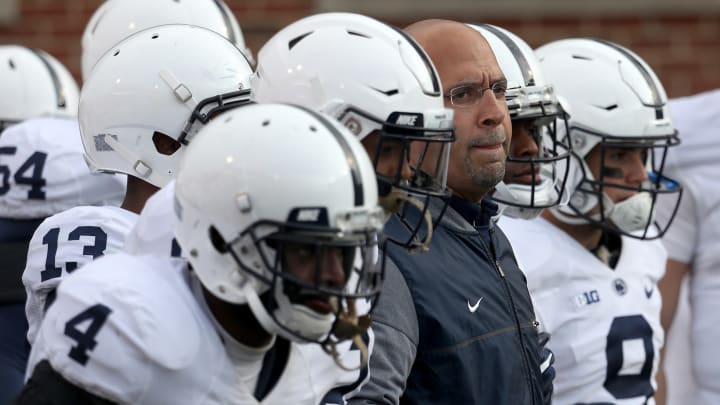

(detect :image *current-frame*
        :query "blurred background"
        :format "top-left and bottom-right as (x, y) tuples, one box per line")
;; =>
(0, 0), (718, 97)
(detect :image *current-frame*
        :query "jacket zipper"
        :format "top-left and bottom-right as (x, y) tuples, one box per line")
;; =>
(481, 225), (539, 405)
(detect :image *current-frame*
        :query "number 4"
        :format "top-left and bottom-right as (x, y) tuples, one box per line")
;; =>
(64, 304), (112, 366)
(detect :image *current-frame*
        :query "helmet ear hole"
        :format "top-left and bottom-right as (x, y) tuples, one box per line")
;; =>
(208, 226), (228, 253)
(152, 131), (181, 155)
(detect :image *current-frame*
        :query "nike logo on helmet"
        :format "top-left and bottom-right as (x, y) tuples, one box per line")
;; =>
(467, 297), (483, 313)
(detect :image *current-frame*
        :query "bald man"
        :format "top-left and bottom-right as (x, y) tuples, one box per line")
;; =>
(347, 20), (547, 405)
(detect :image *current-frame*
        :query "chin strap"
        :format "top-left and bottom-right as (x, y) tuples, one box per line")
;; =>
(379, 190), (434, 254)
(103, 134), (154, 180)
(322, 297), (371, 372)
(550, 185), (612, 226)
(246, 282), (371, 372)
(243, 282), (285, 337)
(548, 204), (590, 226)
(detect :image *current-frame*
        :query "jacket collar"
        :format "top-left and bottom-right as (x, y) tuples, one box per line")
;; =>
(447, 196), (499, 230)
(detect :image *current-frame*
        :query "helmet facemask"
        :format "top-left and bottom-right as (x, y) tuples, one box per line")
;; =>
(177, 88), (252, 145)
(493, 84), (572, 219)
(336, 105), (455, 253)
(219, 212), (385, 369)
(553, 128), (683, 239)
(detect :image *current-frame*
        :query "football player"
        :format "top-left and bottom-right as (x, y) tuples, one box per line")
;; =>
(468, 24), (572, 403)
(500, 38), (682, 404)
(19, 103), (385, 404)
(252, 15), (457, 401)
(0, 45), (124, 403)
(251, 12), (456, 251)
(468, 24), (571, 220)
(655, 88), (720, 405)
(21, 23), (253, 351)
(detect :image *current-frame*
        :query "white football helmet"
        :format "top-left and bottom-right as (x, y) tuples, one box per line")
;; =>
(79, 24), (253, 188)
(173, 103), (384, 348)
(468, 24), (571, 220)
(537, 38), (682, 238)
(252, 12), (455, 249)
(81, 0), (253, 81)
(0, 46), (79, 132)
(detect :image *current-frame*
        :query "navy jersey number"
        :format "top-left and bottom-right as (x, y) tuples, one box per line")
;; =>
(171, 237), (182, 258)
(41, 226), (108, 282)
(0, 147), (48, 199)
(64, 304), (112, 365)
(604, 315), (654, 400)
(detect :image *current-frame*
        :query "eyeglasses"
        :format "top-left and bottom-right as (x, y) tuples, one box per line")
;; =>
(444, 81), (508, 107)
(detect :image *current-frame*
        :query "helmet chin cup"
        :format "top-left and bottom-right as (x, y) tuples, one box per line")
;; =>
(554, 187), (658, 237)
(244, 279), (371, 372)
(607, 192), (654, 234)
(274, 281), (336, 341)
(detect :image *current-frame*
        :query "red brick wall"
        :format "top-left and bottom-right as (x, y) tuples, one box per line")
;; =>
(494, 16), (720, 98)
(1, 0), (718, 98)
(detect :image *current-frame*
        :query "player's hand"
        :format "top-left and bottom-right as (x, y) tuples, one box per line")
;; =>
(538, 331), (555, 405)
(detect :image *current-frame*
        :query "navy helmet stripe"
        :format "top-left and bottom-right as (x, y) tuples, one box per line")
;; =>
(212, 0), (236, 44)
(29, 48), (65, 109)
(292, 105), (365, 207)
(590, 38), (664, 112)
(389, 25), (441, 96)
(473, 24), (535, 87)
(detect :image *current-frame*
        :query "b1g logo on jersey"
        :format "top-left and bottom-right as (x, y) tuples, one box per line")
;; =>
(573, 289), (600, 309)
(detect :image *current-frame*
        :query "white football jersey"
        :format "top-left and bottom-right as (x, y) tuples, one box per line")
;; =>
(27, 253), (370, 404)
(655, 89), (720, 404)
(500, 216), (666, 405)
(23, 205), (138, 344)
(0, 117), (125, 219)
